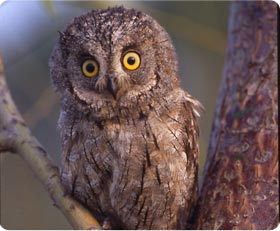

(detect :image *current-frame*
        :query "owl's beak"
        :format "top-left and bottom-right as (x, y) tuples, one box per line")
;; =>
(107, 78), (118, 99)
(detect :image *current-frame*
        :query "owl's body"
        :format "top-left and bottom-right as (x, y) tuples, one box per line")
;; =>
(50, 6), (201, 229)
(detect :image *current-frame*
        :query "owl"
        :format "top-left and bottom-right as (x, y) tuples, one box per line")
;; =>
(49, 6), (202, 230)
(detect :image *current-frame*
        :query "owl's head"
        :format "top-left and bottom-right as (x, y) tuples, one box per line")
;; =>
(50, 6), (180, 120)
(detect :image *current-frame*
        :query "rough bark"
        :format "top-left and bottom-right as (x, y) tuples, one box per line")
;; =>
(0, 52), (101, 230)
(194, 1), (278, 229)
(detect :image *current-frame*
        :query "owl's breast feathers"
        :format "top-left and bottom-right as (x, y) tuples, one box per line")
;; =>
(60, 89), (201, 229)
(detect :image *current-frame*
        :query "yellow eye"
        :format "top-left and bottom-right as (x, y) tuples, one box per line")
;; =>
(122, 51), (141, 71)
(81, 59), (99, 78)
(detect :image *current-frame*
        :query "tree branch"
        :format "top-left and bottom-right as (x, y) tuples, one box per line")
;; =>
(194, 1), (278, 229)
(0, 51), (101, 230)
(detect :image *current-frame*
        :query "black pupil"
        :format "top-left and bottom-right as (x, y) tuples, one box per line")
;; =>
(86, 63), (95, 73)
(127, 56), (135, 65)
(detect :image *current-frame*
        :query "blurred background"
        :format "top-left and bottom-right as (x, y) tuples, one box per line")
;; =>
(0, 1), (229, 229)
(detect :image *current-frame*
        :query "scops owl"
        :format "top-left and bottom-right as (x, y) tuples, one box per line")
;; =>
(50, 6), (202, 230)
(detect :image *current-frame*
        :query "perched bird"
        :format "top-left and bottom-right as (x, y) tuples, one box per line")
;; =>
(50, 6), (202, 229)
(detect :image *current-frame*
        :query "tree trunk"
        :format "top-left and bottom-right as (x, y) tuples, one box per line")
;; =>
(194, 1), (278, 229)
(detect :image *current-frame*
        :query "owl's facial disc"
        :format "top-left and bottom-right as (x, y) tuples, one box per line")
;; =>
(51, 6), (180, 117)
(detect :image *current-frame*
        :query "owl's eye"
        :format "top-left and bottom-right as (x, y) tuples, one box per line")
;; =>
(81, 59), (99, 78)
(122, 51), (141, 71)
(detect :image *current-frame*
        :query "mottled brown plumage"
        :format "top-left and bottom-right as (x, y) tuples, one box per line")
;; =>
(49, 6), (202, 229)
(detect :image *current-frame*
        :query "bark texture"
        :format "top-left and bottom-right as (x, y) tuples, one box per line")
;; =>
(194, 1), (278, 229)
